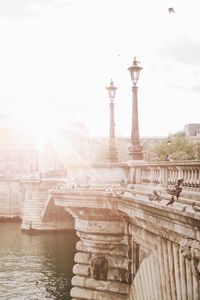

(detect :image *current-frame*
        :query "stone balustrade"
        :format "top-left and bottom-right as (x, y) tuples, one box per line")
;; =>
(40, 161), (200, 192)
(128, 160), (200, 191)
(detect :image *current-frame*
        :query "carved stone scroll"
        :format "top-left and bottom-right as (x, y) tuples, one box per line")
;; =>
(180, 238), (200, 279)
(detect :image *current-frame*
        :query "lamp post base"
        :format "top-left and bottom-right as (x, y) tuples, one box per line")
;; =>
(128, 144), (143, 161)
(108, 148), (118, 163)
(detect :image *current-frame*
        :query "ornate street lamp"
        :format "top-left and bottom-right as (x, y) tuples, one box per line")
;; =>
(167, 136), (171, 153)
(106, 79), (118, 163)
(128, 57), (143, 160)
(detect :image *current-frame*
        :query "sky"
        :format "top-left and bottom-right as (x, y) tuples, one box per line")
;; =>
(0, 0), (199, 139)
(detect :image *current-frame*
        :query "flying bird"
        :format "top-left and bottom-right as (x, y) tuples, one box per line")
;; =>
(166, 195), (175, 206)
(192, 202), (200, 213)
(168, 7), (175, 13)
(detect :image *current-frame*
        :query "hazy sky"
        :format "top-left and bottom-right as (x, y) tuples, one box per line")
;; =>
(0, 0), (199, 138)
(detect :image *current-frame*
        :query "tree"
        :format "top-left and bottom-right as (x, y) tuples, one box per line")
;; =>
(192, 142), (200, 160)
(153, 137), (197, 161)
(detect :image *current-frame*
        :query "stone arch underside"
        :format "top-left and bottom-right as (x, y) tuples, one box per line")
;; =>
(21, 182), (75, 231)
(42, 197), (74, 229)
(129, 239), (200, 300)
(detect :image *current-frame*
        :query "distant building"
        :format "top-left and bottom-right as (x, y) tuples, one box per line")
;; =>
(0, 114), (37, 175)
(184, 123), (200, 137)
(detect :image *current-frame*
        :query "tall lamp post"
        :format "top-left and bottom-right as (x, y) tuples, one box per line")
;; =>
(128, 57), (143, 160)
(106, 79), (118, 163)
(167, 136), (171, 153)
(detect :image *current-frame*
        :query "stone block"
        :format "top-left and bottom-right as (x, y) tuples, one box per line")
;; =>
(77, 231), (124, 244)
(72, 275), (129, 294)
(74, 252), (91, 264)
(90, 254), (129, 270)
(70, 286), (129, 300)
(76, 240), (129, 257)
(83, 240), (122, 249)
(73, 264), (90, 276)
(75, 219), (125, 234)
(107, 267), (130, 283)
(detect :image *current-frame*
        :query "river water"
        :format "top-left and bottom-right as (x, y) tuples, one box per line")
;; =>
(0, 222), (77, 300)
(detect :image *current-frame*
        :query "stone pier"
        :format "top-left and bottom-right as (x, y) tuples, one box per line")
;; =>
(67, 208), (130, 300)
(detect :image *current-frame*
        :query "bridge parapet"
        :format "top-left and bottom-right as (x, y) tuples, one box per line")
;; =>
(129, 160), (200, 192)
(40, 160), (200, 195)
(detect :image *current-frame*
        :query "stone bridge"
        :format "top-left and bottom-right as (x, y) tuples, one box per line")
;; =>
(20, 161), (200, 299)
(20, 164), (128, 231)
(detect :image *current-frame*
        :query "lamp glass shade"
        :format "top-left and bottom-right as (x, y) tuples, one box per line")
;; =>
(106, 79), (117, 99)
(128, 58), (142, 85)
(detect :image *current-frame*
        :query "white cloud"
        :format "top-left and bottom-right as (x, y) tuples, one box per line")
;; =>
(0, 0), (73, 17)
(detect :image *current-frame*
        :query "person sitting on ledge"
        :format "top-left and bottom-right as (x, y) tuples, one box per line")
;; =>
(165, 154), (172, 161)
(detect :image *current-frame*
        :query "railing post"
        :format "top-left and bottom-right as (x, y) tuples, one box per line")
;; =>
(129, 166), (136, 184)
(159, 166), (168, 187)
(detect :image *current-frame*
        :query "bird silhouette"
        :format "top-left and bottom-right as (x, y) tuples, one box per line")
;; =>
(74, 178), (81, 189)
(114, 190), (124, 196)
(120, 179), (127, 188)
(127, 183), (134, 190)
(166, 178), (183, 202)
(119, 190), (124, 195)
(182, 206), (187, 212)
(105, 187), (113, 192)
(86, 175), (91, 183)
(192, 202), (200, 213)
(148, 190), (162, 201)
(166, 196), (175, 206)
(168, 7), (175, 13)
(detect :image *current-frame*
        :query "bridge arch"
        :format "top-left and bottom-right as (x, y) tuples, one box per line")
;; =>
(130, 239), (199, 300)
(21, 180), (74, 231)
(42, 195), (74, 227)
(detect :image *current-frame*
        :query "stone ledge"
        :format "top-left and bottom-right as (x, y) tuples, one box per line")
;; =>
(73, 264), (129, 283)
(70, 286), (129, 300)
(75, 219), (125, 235)
(76, 240), (129, 257)
(77, 231), (124, 244)
(74, 252), (129, 269)
(72, 275), (129, 294)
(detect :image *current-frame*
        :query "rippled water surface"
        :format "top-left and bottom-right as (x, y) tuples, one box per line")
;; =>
(0, 222), (77, 300)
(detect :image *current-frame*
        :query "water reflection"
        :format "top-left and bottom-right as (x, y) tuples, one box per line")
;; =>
(0, 222), (77, 300)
